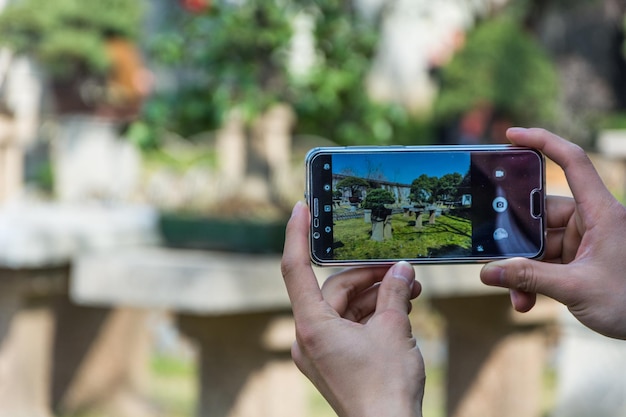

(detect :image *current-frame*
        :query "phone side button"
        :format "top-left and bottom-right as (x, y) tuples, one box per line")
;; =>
(531, 189), (542, 218)
(313, 198), (319, 217)
(313, 218), (320, 228)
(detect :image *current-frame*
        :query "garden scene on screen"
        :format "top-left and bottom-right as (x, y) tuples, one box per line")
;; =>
(331, 153), (473, 260)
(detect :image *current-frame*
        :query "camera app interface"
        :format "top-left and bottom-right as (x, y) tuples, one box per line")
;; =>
(310, 149), (543, 262)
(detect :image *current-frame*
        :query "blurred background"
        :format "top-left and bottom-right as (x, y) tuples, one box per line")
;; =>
(0, 0), (625, 416)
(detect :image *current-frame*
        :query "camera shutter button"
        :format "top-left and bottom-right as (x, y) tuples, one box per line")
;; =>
(492, 197), (508, 213)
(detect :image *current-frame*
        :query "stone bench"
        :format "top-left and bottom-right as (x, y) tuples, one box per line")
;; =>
(72, 248), (559, 417)
(71, 248), (322, 417)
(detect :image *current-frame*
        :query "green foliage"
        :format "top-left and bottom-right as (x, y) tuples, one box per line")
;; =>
(148, 1), (292, 135)
(436, 173), (464, 202)
(144, 0), (431, 145)
(290, 0), (423, 145)
(0, 0), (142, 79)
(410, 172), (465, 204)
(411, 174), (436, 203)
(362, 188), (395, 209)
(595, 112), (626, 130)
(335, 176), (370, 196)
(434, 18), (558, 127)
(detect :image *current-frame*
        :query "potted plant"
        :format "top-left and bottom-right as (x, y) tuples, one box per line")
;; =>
(362, 188), (395, 242)
(140, 0), (428, 146)
(135, 0), (431, 252)
(335, 176), (370, 206)
(0, 0), (152, 201)
(0, 0), (145, 116)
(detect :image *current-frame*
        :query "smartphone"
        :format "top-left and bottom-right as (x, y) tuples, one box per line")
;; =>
(305, 145), (545, 266)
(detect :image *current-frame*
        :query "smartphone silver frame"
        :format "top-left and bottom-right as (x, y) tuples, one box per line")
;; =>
(305, 145), (546, 266)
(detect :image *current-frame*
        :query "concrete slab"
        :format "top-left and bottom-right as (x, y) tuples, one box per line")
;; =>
(71, 248), (291, 314)
(0, 202), (159, 268)
(71, 247), (505, 315)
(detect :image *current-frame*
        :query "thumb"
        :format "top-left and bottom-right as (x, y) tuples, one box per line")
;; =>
(480, 257), (570, 307)
(375, 261), (418, 315)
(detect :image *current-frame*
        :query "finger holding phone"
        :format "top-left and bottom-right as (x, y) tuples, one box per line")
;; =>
(480, 127), (626, 340)
(281, 202), (425, 417)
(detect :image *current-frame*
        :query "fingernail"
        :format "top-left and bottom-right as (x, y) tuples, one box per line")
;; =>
(481, 264), (505, 286)
(507, 127), (528, 134)
(291, 201), (304, 218)
(391, 261), (414, 287)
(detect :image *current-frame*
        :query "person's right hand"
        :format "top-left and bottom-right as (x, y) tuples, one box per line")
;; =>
(480, 127), (626, 340)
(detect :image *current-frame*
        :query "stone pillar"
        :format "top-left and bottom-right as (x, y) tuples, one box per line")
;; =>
(52, 302), (155, 417)
(0, 304), (54, 417)
(0, 55), (44, 203)
(5, 56), (43, 147)
(364, 209), (372, 223)
(552, 311), (626, 417)
(0, 112), (21, 203)
(371, 219), (384, 241)
(178, 312), (305, 417)
(415, 212), (424, 230)
(0, 267), (67, 417)
(432, 294), (548, 417)
(0, 266), (154, 417)
(383, 215), (393, 240)
(429, 210), (436, 224)
(216, 110), (247, 197)
(258, 104), (295, 203)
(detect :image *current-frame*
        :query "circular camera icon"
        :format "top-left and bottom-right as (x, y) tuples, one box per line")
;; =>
(323, 184), (331, 191)
(492, 197), (508, 213)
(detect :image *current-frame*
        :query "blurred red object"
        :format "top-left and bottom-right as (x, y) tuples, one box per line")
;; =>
(181, 0), (210, 13)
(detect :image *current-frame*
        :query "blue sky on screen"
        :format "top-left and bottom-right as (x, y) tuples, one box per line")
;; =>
(332, 152), (470, 185)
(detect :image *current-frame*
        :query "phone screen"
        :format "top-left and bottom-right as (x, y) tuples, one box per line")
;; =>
(306, 146), (545, 265)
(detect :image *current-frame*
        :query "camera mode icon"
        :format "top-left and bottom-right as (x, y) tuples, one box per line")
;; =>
(492, 197), (508, 213)
(493, 228), (509, 241)
(494, 168), (506, 180)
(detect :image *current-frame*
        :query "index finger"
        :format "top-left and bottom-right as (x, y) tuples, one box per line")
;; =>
(506, 128), (612, 210)
(281, 202), (325, 318)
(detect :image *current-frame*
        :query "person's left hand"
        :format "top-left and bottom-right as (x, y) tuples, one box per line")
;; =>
(281, 202), (425, 417)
